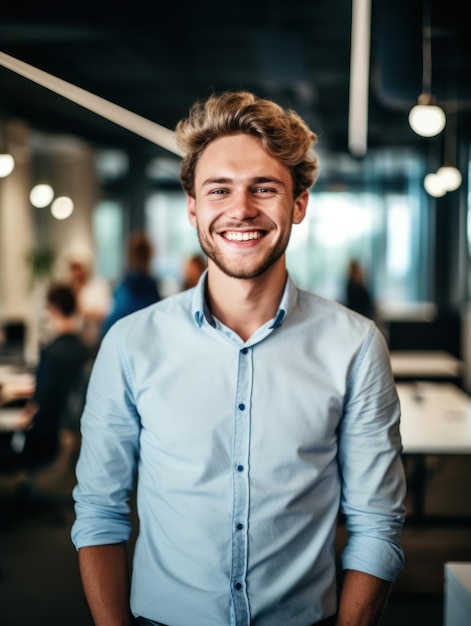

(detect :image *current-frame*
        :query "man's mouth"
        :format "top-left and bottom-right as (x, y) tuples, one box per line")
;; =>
(223, 231), (264, 242)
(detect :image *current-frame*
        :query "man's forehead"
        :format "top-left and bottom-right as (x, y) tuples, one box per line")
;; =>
(195, 134), (290, 182)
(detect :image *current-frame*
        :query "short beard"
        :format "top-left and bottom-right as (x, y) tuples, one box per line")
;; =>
(196, 224), (292, 279)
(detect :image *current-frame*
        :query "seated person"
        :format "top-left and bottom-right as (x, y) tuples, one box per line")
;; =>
(0, 283), (89, 473)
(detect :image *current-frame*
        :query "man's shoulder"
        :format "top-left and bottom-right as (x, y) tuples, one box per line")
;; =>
(296, 287), (362, 318)
(294, 287), (377, 339)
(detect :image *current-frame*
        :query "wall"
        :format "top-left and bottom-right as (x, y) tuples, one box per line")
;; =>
(0, 119), (101, 364)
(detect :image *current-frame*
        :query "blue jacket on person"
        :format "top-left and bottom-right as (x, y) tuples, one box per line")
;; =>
(101, 271), (161, 337)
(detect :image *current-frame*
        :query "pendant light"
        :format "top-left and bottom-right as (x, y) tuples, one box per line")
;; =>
(29, 143), (55, 208)
(50, 150), (74, 220)
(423, 104), (462, 197)
(0, 118), (15, 178)
(435, 108), (462, 192)
(408, 0), (446, 138)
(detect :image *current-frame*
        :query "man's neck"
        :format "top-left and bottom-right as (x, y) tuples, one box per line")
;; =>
(206, 262), (287, 342)
(53, 316), (79, 336)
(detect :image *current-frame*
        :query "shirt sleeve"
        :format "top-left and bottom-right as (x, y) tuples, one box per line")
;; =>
(338, 325), (406, 581)
(71, 322), (140, 549)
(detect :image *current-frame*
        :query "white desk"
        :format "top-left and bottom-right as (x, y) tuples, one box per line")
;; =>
(0, 407), (25, 432)
(397, 383), (471, 455)
(396, 382), (471, 518)
(390, 350), (464, 379)
(0, 365), (34, 406)
(0, 365), (34, 386)
(444, 562), (471, 626)
(0, 367), (33, 432)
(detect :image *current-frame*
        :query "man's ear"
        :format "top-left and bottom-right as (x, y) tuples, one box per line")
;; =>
(187, 195), (197, 227)
(292, 190), (309, 225)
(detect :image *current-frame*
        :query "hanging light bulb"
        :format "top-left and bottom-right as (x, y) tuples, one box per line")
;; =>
(0, 118), (15, 177)
(424, 172), (447, 197)
(409, 93), (446, 137)
(0, 153), (14, 177)
(409, 0), (446, 138)
(432, 109), (462, 192)
(51, 195), (74, 220)
(436, 166), (462, 192)
(30, 182), (54, 208)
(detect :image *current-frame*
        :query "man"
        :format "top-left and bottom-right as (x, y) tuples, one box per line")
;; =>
(67, 252), (112, 356)
(0, 283), (89, 472)
(101, 230), (161, 338)
(71, 91), (406, 626)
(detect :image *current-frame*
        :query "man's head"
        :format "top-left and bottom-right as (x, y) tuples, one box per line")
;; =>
(176, 90), (319, 199)
(176, 91), (319, 282)
(68, 258), (91, 288)
(46, 283), (78, 319)
(127, 231), (154, 272)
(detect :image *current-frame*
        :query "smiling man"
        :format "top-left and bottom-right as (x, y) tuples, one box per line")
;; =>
(71, 91), (406, 626)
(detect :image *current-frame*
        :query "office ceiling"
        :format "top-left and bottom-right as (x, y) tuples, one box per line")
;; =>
(0, 0), (469, 177)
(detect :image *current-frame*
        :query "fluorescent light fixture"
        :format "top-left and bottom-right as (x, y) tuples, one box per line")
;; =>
(348, 0), (372, 157)
(0, 50), (183, 157)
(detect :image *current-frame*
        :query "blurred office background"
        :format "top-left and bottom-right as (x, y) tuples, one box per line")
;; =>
(0, 0), (470, 366)
(1, 0), (471, 624)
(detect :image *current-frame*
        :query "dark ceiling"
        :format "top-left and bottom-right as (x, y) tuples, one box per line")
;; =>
(0, 0), (469, 173)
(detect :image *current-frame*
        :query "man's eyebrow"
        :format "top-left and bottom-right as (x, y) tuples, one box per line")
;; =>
(201, 176), (286, 187)
(252, 176), (286, 187)
(201, 177), (232, 187)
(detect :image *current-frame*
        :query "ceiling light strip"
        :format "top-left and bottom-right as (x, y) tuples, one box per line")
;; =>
(348, 0), (372, 157)
(0, 51), (183, 157)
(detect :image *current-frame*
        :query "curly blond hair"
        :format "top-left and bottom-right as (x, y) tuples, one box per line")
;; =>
(175, 90), (319, 198)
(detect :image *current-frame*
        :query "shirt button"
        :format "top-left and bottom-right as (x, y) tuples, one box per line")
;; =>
(235, 582), (243, 590)
(241, 347), (248, 354)
(236, 523), (243, 530)
(238, 403), (245, 411)
(237, 465), (244, 472)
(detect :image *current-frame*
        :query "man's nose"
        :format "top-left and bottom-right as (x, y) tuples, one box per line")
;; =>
(228, 189), (259, 219)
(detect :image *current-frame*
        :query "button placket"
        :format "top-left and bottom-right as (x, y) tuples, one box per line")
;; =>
(230, 345), (252, 625)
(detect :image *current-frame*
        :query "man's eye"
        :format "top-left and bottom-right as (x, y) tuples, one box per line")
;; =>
(255, 187), (274, 194)
(209, 188), (227, 195)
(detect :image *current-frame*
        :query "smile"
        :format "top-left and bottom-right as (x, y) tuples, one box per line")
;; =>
(223, 231), (264, 242)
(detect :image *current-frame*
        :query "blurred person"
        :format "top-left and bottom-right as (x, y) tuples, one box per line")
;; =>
(71, 91), (406, 626)
(0, 283), (89, 473)
(101, 231), (161, 337)
(345, 258), (375, 320)
(68, 252), (112, 355)
(181, 252), (207, 290)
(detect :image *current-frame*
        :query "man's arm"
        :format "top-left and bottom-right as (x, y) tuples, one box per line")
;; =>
(335, 570), (392, 626)
(78, 543), (133, 626)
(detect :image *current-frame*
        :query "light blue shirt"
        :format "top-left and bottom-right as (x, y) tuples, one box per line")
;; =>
(71, 271), (406, 626)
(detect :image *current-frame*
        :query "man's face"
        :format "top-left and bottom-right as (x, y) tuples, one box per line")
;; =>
(187, 133), (308, 280)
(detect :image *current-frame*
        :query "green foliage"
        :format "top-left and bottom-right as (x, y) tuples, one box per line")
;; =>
(25, 245), (56, 282)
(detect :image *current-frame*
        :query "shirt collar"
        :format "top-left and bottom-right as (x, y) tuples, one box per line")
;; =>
(192, 269), (297, 330)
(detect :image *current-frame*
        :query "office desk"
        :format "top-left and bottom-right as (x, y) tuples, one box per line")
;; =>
(444, 562), (471, 626)
(397, 383), (471, 519)
(0, 407), (25, 432)
(390, 350), (464, 380)
(0, 365), (34, 406)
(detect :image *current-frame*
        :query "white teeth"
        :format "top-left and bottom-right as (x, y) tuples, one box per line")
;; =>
(225, 231), (263, 241)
